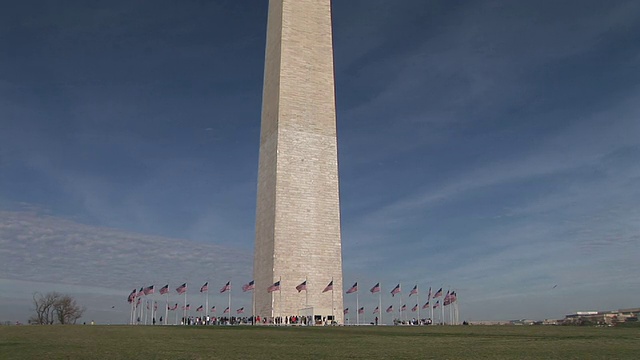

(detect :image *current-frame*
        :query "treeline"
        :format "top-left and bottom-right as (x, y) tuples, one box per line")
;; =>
(30, 292), (85, 325)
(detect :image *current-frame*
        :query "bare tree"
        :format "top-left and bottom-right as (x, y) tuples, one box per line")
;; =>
(30, 292), (85, 325)
(30, 292), (60, 325)
(55, 295), (85, 324)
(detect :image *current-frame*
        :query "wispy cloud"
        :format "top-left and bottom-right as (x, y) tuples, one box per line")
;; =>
(0, 210), (252, 288)
(0, 209), (255, 323)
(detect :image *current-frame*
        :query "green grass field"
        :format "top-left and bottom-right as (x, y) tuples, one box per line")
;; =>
(1, 325), (639, 359)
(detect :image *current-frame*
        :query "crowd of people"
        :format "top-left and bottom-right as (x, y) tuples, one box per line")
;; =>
(137, 315), (324, 326)
(137, 314), (440, 326)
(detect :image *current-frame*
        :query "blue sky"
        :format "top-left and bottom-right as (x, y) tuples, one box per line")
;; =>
(1, 0), (639, 324)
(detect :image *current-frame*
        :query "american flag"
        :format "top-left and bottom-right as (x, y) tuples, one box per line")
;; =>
(370, 283), (381, 294)
(409, 285), (418, 297)
(343, 308), (349, 314)
(168, 303), (178, 311)
(176, 283), (187, 295)
(358, 307), (365, 314)
(346, 282), (358, 294)
(183, 304), (190, 310)
(373, 306), (380, 314)
(450, 291), (457, 303)
(172, 303), (179, 311)
(323, 280), (334, 293)
(143, 285), (154, 295)
(433, 301), (440, 309)
(386, 305), (393, 313)
(422, 301), (430, 309)
(242, 280), (255, 292)
(401, 304), (407, 312)
(159, 284), (169, 295)
(391, 284), (401, 297)
(136, 297), (141, 306)
(443, 291), (451, 306)
(434, 288), (443, 298)
(296, 281), (307, 293)
(154, 302), (158, 311)
(196, 305), (204, 312)
(223, 307), (230, 314)
(220, 281), (231, 293)
(267, 281), (281, 293)
(211, 306), (216, 313)
(411, 304), (418, 312)
(428, 287), (432, 300)
(137, 287), (145, 297)
(237, 307), (244, 314)
(127, 289), (136, 303)
(200, 282), (209, 293)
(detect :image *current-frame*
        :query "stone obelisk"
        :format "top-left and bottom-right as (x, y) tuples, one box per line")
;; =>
(254, 0), (343, 324)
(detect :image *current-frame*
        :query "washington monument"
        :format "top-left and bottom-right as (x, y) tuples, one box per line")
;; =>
(253, 0), (344, 324)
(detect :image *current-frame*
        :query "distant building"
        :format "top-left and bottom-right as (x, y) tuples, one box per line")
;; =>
(562, 307), (639, 325)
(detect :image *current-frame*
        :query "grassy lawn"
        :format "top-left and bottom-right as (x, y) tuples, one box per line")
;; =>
(1, 325), (638, 359)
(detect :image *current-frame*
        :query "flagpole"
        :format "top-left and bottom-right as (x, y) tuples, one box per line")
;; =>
(457, 295), (460, 325)
(453, 292), (457, 325)
(278, 276), (282, 325)
(399, 282), (402, 324)
(451, 302), (454, 324)
(449, 289), (452, 325)
(184, 290), (187, 325)
(305, 277), (308, 306)
(165, 290), (169, 326)
(417, 285), (420, 324)
(252, 284), (256, 326)
(379, 282), (382, 325)
(430, 287), (433, 324)
(453, 294), (459, 325)
(449, 302), (455, 325)
(187, 301), (190, 325)
(205, 284), (209, 319)
(441, 291), (445, 325)
(228, 281), (231, 324)
(331, 277), (334, 325)
(270, 279), (274, 320)
(430, 302), (433, 324)
(449, 292), (452, 325)
(363, 307), (366, 325)
(356, 286), (359, 325)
